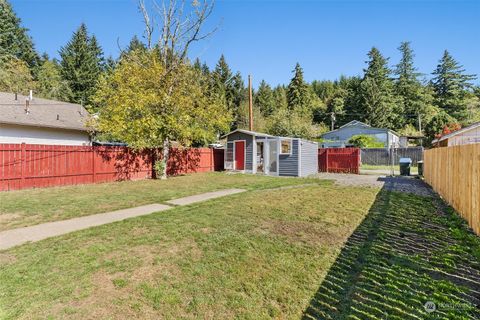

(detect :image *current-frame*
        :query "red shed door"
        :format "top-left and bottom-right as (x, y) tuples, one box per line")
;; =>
(234, 141), (245, 170)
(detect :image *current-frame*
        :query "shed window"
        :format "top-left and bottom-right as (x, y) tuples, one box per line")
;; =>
(280, 139), (292, 155)
(225, 142), (234, 169)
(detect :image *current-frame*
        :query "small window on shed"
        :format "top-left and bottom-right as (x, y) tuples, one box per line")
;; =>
(280, 139), (292, 155)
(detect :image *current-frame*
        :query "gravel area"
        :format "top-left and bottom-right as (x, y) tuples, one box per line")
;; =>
(316, 173), (435, 197)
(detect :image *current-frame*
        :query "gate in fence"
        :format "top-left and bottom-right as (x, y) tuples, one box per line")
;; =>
(318, 148), (360, 174)
(360, 147), (423, 166)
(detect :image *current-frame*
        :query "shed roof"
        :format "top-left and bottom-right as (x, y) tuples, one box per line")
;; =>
(431, 122), (480, 144)
(221, 129), (274, 139)
(0, 92), (90, 132)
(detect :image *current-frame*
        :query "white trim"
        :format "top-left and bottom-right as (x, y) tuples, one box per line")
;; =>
(252, 135), (257, 174)
(279, 138), (292, 155)
(298, 139), (302, 177)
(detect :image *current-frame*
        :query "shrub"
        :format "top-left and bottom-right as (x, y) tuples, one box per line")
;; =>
(348, 135), (384, 148)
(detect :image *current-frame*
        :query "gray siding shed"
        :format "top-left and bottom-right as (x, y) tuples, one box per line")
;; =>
(299, 139), (318, 176)
(226, 131), (254, 171)
(222, 129), (318, 177)
(279, 139), (299, 176)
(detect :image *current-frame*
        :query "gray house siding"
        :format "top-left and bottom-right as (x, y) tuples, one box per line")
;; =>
(299, 139), (318, 176)
(322, 125), (399, 148)
(279, 139), (299, 176)
(226, 131), (253, 171)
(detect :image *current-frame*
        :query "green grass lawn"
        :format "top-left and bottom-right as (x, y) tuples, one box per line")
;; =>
(0, 182), (379, 319)
(1, 174), (479, 319)
(0, 172), (326, 231)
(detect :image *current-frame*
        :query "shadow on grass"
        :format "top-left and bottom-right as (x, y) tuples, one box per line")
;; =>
(303, 180), (480, 319)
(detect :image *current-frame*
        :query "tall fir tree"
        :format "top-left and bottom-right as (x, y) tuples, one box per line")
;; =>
(211, 55), (246, 129)
(0, 0), (38, 69)
(287, 63), (313, 115)
(254, 80), (275, 116)
(36, 57), (71, 101)
(431, 50), (476, 121)
(359, 47), (398, 129)
(59, 23), (104, 107)
(394, 41), (434, 130)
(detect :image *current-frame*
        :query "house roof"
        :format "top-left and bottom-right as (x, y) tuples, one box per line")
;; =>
(431, 121), (480, 144)
(220, 129), (274, 139)
(340, 120), (371, 128)
(321, 120), (400, 137)
(0, 92), (90, 132)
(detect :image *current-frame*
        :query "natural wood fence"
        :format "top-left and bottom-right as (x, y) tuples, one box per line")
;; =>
(0, 143), (224, 191)
(424, 144), (480, 235)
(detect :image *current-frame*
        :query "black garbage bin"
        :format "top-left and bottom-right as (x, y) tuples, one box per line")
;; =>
(399, 158), (412, 176)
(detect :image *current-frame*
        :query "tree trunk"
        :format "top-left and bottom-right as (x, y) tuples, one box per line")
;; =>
(161, 138), (169, 180)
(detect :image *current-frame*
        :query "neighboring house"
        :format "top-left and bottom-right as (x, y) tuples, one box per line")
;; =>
(320, 120), (400, 148)
(432, 122), (480, 147)
(0, 92), (91, 146)
(221, 129), (318, 177)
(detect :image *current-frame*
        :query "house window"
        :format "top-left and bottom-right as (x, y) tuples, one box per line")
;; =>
(280, 139), (292, 155)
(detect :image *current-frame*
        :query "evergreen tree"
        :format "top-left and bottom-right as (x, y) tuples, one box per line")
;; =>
(120, 35), (146, 60)
(59, 23), (104, 107)
(211, 55), (246, 129)
(254, 80), (275, 116)
(36, 58), (71, 101)
(359, 47), (398, 129)
(431, 50), (476, 120)
(394, 41), (434, 130)
(273, 85), (288, 109)
(287, 63), (313, 115)
(127, 35), (146, 53)
(0, 0), (39, 69)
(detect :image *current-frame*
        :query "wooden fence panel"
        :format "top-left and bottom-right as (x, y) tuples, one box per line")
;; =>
(0, 144), (224, 191)
(424, 144), (480, 235)
(318, 148), (360, 174)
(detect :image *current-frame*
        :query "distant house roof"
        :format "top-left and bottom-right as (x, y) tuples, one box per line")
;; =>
(431, 122), (480, 144)
(0, 92), (90, 132)
(339, 120), (371, 128)
(221, 129), (274, 139)
(321, 120), (400, 137)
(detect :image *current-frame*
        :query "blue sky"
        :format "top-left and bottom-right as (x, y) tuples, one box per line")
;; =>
(11, 0), (480, 87)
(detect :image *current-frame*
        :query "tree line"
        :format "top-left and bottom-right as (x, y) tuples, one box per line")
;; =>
(1, 0), (479, 147)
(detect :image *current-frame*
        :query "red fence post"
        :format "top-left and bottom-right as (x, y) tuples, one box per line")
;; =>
(325, 148), (329, 172)
(20, 143), (26, 184)
(210, 148), (214, 172)
(92, 147), (96, 183)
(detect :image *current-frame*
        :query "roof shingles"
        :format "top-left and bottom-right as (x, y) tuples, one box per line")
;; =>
(0, 92), (90, 132)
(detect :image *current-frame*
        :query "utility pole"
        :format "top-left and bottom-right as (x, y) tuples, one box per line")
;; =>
(248, 75), (253, 131)
(330, 112), (336, 131)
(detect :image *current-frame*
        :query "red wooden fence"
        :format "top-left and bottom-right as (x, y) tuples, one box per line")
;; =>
(0, 143), (224, 191)
(318, 148), (360, 174)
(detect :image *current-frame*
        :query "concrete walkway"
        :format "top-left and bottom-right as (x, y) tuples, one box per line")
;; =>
(165, 188), (245, 206)
(0, 188), (246, 251)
